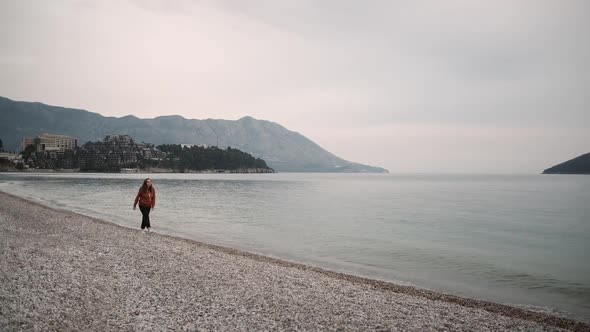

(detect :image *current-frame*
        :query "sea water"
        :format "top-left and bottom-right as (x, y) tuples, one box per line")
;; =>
(0, 172), (588, 322)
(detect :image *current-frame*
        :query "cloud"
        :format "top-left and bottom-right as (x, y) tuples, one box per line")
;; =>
(0, 0), (588, 172)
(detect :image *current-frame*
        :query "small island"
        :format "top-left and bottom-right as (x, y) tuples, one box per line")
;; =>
(542, 152), (590, 174)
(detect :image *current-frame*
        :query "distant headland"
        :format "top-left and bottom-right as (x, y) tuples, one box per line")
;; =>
(542, 152), (590, 174)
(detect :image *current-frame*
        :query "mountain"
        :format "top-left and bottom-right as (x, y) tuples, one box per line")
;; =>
(542, 153), (590, 174)
(0, 96), (388, 173)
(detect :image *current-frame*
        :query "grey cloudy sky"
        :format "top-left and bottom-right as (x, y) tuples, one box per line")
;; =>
(1, 0), (589, 173)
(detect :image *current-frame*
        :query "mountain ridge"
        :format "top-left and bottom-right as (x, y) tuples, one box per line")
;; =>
(0, 96), (388, 173)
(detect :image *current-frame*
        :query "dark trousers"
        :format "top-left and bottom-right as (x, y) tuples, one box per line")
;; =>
(139, 205), (151, 229)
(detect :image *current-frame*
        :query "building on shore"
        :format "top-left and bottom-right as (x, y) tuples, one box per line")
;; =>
(76, 134), (166, 171)
(181, 144), (208, 149)
(26, 133), (78, 153)
(17, 133), (167, 171)
(104, 134), (133, 145)
(0, 152), (20, 161)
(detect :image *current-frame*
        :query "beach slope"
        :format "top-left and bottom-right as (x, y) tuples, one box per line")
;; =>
(0, 192), (585, 331)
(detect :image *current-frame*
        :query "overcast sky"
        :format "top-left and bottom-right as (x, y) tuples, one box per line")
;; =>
(1, 0), (589, 173)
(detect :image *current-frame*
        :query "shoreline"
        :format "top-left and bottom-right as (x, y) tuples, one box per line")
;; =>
(0, 167), (275, 174)
(1, 190), (588, 331)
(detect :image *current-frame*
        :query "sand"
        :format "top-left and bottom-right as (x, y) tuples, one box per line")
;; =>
(0, 191), (587, 331)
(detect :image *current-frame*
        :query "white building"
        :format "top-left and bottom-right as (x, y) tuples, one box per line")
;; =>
(34, 133), (78, 153)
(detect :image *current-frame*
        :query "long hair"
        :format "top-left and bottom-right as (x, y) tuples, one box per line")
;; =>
(139, 178), (154, 193)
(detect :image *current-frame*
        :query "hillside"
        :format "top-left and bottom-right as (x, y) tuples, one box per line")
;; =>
(0, 96), (388, 173)
(542, 153), (590, 174)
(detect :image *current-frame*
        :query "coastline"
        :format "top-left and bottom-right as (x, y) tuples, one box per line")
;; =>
(1, 191), (588, 331)
(0, 167), (275, 174)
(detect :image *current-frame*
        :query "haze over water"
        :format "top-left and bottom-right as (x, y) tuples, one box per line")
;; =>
(1, 172), (589, 322)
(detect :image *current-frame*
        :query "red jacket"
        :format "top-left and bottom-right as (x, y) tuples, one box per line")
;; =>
(134, 188), (156, 208)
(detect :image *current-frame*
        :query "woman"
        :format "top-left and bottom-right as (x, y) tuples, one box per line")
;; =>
(133, 178), (156, 232)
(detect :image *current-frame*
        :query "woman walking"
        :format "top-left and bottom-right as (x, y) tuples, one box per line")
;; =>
(133, 178), (156, 233)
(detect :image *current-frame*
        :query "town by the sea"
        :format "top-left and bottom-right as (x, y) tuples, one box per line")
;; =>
(1, 172), (588, 322)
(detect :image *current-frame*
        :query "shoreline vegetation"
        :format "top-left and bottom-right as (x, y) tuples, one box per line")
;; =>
(0, 167), (275, 174)
(1, 134), (275, 174)
(1, 191), (587, 331)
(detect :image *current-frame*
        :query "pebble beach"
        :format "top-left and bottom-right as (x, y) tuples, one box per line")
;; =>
(1, 191), (588, 331)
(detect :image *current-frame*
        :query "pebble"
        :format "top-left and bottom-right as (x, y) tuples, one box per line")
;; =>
(0, 191), (587, 331)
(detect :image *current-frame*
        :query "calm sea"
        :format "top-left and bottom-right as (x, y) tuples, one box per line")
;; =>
(1, 172), (589, 321)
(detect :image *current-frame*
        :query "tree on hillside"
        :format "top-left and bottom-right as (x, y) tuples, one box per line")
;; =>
(154, 144), (272, 171)
(0, 138), (3, 151)
(21, 144), (36, 158)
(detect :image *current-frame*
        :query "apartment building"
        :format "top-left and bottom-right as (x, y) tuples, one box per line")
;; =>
(33, 133), (78, 153)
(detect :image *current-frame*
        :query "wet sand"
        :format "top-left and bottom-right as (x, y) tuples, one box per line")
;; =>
(0, 191), (587, 331)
